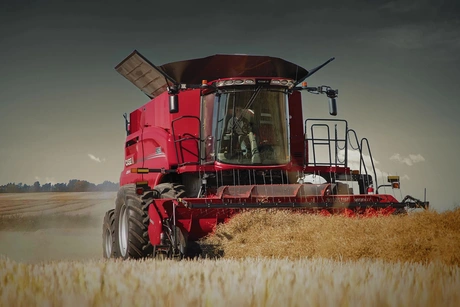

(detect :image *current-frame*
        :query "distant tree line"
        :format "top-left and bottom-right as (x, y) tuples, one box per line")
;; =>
(0, 180), (119, 193)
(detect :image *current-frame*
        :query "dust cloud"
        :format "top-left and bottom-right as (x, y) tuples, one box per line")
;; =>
(0, 192), (116, 263)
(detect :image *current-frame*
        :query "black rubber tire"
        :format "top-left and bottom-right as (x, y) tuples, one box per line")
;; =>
(102, 209), (115, 259)
(153, 183), (186, 199)
(113, 184), (153, 259)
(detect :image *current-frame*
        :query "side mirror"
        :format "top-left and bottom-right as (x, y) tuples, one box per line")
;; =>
(169, 94), (179, 113)
(123, 113), (130, 135)
(328, 97), (337, 116)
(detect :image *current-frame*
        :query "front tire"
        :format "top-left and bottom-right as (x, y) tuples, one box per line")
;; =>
(113, 184), (153, 259)
(153, 183), (186, 199)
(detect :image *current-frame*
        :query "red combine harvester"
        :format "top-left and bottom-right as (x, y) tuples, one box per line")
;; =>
(102, 50), (429, 259)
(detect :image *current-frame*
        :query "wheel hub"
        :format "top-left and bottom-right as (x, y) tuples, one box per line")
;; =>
(118, 203), (129, 257)
(104, 228), (112, 257)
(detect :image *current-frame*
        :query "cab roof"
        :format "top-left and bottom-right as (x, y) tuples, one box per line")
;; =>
(115, 50), (308, 99)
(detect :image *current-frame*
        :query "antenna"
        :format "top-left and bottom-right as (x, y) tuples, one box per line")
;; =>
(294, 57), (335, 86)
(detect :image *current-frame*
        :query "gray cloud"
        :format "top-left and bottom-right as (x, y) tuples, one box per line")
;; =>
(401, 174), (410, 180)
(378, 1), (420, 13)
(390, 153), (425, 166)
(376, 22), (460, 50)
(378, 0), (460, 20)
(88, 154), (105, 163)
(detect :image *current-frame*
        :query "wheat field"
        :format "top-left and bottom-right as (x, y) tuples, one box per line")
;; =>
(0, 193), (459, 306)
(1, 257), (459, 307)
(204, 208), (460, 265)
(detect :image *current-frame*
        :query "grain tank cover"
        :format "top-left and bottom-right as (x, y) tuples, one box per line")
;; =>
(115, 50), (172, 99)
(159, 54), (309, 84)
(115, 50), (309, 98)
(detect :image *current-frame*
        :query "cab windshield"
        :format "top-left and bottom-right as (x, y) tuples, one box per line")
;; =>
(213, 87), (289, 165)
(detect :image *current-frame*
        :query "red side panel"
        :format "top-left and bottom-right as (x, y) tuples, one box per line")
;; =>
(148, 202), (163, 245)
(120, 130), (144, 186)
(129, 109), (142, 134)
(141, 93), (174, 187)
(131, 90), (202, 187)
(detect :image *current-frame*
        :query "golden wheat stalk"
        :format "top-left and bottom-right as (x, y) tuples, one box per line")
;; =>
(1, 257), (459, 307)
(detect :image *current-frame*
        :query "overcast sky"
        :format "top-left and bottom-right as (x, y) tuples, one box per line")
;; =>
(1, 0), (459, 211)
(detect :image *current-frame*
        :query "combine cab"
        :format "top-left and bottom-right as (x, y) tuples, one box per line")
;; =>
(102, 51), (429, 259)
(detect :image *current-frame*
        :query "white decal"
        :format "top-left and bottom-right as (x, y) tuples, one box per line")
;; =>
(125, 157), (134, 166)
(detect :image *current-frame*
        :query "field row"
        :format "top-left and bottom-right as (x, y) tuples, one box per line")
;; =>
(0, 192), (116, 217)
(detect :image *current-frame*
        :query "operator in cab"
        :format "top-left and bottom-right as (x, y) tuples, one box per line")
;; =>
(226, 106), (250, 135)
(226, 105), (261, 163)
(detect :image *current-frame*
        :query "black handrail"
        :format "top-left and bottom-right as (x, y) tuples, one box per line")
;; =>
(347, 129), (378, 190)
(304, 119), (348, 168)
(171, 116), (201, 166)
(303, 119), (380, 193)
(347, 129), (366, 173)
(360, 137), (378, 191)
(310, 123), (332, 166)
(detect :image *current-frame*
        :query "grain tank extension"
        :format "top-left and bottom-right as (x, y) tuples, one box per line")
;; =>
(102, 50), (429, 259)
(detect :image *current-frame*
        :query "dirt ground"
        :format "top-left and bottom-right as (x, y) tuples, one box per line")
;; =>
(0, 192), (116, 263)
